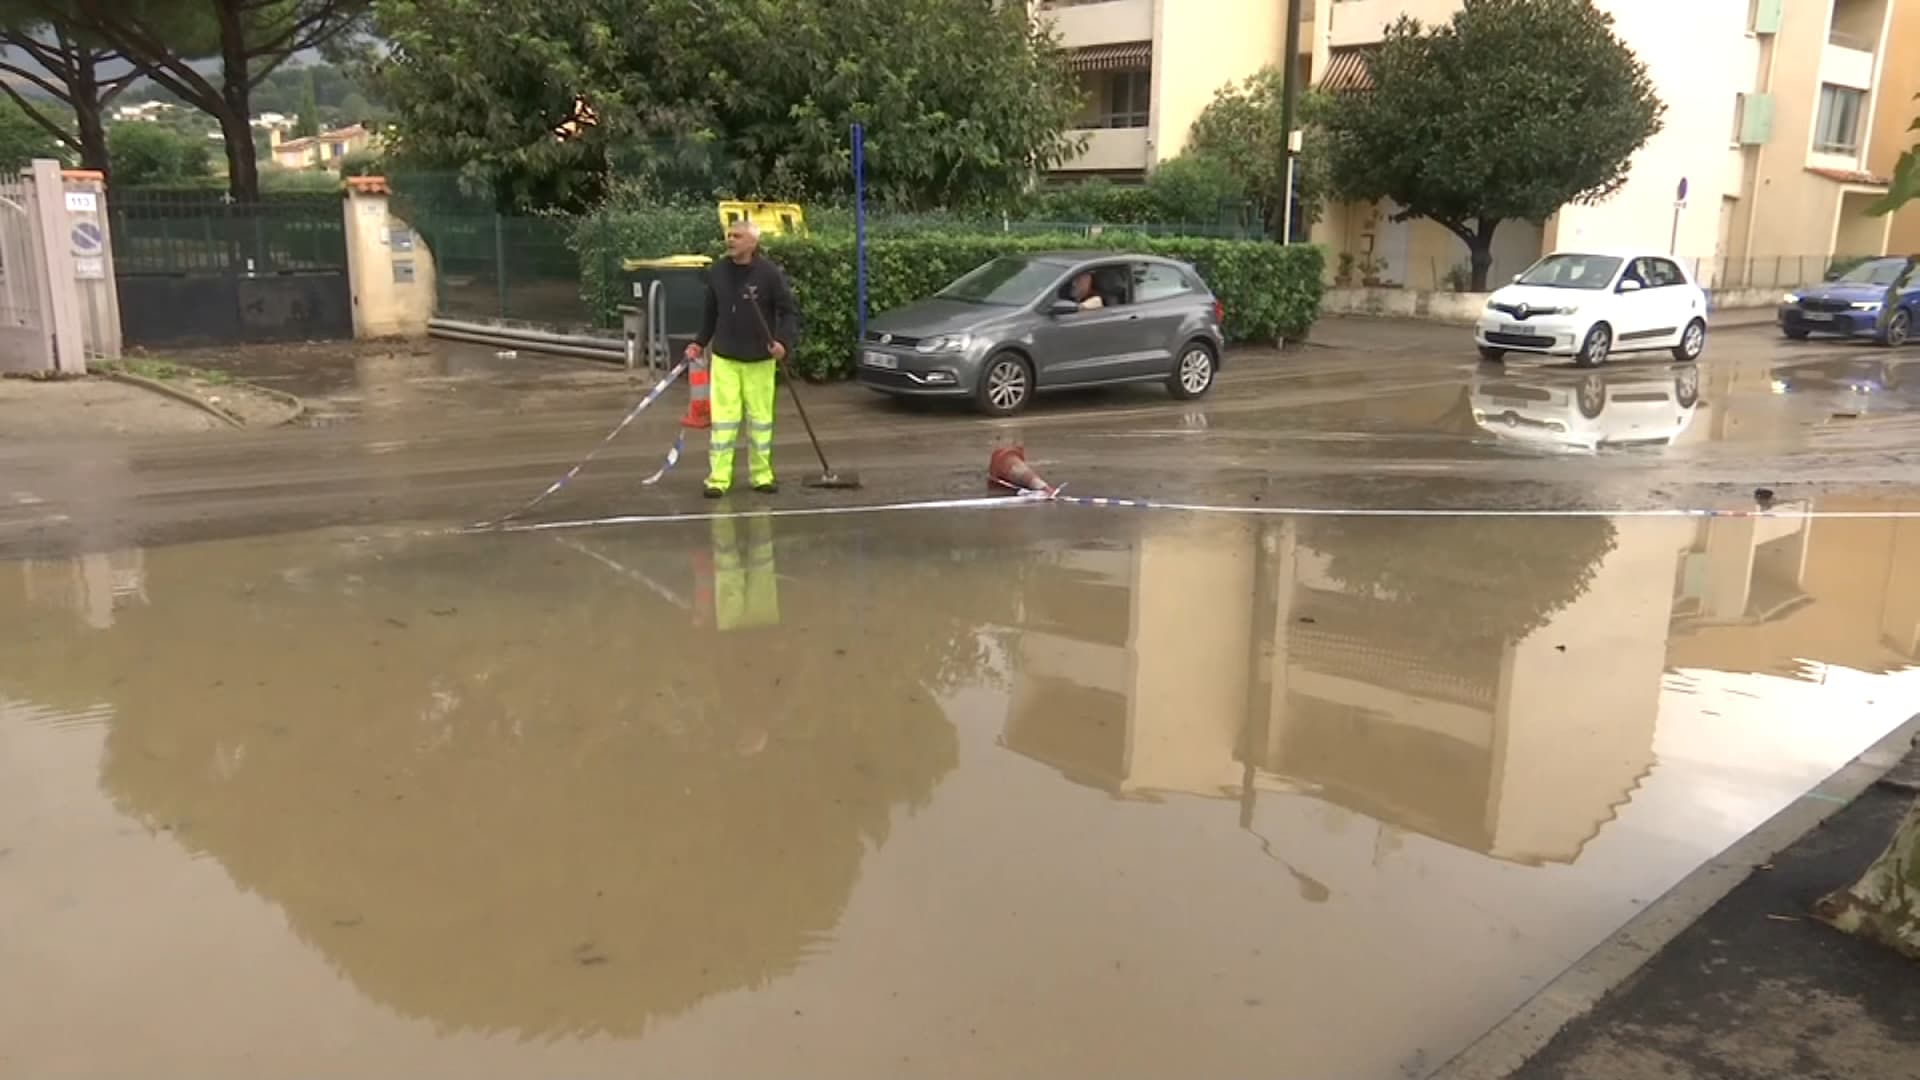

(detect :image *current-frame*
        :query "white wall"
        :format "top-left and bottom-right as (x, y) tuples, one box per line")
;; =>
(1058, 127), (1152, 172)
(1040, 0), (1154, 47)
(1326, 0), (1462, 47)
(1547, 1), (1756, 263)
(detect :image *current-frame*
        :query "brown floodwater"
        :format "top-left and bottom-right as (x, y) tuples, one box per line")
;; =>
(5, 500), (1919, 1079)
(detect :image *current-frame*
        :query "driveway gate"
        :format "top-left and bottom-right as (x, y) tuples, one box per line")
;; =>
(109, 190), (353, 347)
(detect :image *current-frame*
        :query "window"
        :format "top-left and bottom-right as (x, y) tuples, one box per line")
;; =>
(1641, 258), (1686, 287)
(1058, 264), (1132, 308)
(1516, 254), (1624, 290)
(1078, 69), (1150, 129)
(1132, 263), (1192, 303)
(1814, 84), (1866, 154)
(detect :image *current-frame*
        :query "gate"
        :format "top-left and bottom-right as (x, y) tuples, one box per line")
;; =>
(0, 160), (88, 375)
(108, 190), (353, 347)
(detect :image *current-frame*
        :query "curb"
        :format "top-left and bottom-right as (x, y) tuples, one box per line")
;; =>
(1426, 713), (1920, 1080)
(101, 370), (243, 428)
(98, 369), (307, 429)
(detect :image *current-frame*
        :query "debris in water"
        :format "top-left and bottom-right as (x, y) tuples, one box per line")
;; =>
(1764, 914), (1801, 922)
(1754, 487), (1776, 507)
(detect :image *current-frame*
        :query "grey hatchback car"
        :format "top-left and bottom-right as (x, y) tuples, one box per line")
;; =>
(854, 252), (1226, 416)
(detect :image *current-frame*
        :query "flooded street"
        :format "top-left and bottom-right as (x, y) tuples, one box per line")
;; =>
(7, 489), (1920, 1078)
(7, 323), (1920, 1078)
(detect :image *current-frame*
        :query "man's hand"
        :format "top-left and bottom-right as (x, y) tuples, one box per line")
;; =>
(684, 342), (704, 362)
(769, 341), (787, 362)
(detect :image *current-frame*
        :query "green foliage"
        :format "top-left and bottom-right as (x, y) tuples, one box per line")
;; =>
(572, 218), (1324, 378)
(1868, 94), (1918, 219)
(260, 165), (344, 193)
(1020, 155), (1254, 230)
(0, 94), (66, 171)
(1321, 0), (1664, 288)
(367, 0), (1084, 213)
(293, 71), (320, 138)
(108, 122), (213, 186)
(1305, 516), (1619, 656)
(1189, 70), (1333, 238)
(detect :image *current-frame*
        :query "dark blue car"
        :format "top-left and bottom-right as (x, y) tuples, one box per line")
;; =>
(1777, 256), (1919, 347)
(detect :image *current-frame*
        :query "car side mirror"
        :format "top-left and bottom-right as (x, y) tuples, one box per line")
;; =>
(1618, 279), (1643, 293)
(1049, 299), (1080, 316)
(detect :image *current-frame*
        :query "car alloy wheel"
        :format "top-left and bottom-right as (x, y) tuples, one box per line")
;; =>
(1176, 346), (1215, 397)
(982, 355), (1030, 415)
(1577, 324), (1611, 368)
(1887, 310), (1913, 348)
(1577, 374), (1607, 419)
(1675, 319), (1706, 362)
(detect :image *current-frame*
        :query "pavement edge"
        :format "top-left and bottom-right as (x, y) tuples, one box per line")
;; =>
(1426, 712), (1920, 1080)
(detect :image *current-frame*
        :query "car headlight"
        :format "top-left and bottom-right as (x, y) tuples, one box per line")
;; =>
(1537, 305), (1579, 316)
(1851, 301), (1882, 312)
(916, 333), (972, 354)
(1782, 292), (1800, 304)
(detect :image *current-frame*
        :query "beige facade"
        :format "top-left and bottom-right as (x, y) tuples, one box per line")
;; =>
(1867, 0), (1920, 253)
(268, 124), (374, 172)
(1035, 0), (1307, 178)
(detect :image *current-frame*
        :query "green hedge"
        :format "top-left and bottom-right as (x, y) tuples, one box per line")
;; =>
(575, 221), (1324, 379)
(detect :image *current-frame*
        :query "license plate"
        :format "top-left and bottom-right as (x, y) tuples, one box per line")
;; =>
(1803, 312), (1834, 322)
(862, 350), (898, 370)
(1500, 323), (1531, 335)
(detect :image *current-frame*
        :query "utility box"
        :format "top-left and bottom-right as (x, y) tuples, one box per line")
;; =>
(623, 254), (713, 365)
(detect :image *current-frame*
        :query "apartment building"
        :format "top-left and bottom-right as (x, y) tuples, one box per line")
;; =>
(1313, 0), (1907, 289)
(1032, 0), (1312, 179)
(1037, 0), (1906, 288)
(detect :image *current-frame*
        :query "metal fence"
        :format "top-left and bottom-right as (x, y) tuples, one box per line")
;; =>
(1681, 253), (1887, 291)
(107, 189), (347, 277)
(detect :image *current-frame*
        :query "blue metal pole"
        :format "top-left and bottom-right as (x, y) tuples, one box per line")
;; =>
(853, 123), (868, 344)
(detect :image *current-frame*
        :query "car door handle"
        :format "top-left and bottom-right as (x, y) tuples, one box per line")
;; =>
(1127, 314), (1141, 321)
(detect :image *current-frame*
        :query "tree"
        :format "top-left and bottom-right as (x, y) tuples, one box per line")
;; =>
(67, 0), (372, 201)
(1320, 0), (1664, 290)
(107, 119), (213, 186)
(367, 0), (1083, 213)
(0, 2), (146, 174)
(0, 91), (64, 170)
(1189, 69), (1332, 240)
(291, 67), (318, 138)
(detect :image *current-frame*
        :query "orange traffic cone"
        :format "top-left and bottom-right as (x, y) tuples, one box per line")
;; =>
(989, 445), (1055, 496)
(681, 354), (711, 429)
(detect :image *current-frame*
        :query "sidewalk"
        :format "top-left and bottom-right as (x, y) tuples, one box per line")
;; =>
(1439, 723), (1920, 1080)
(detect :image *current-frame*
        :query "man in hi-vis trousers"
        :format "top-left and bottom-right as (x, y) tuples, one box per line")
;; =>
(687, 220), (799, 498)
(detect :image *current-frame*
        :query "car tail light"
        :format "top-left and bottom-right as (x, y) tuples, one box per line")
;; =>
(1212, 298), (1224, 323)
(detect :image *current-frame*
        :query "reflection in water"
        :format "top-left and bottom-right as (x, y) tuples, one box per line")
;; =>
(4, 505), (1920, 1078)
(1469, 363), (1701, 450)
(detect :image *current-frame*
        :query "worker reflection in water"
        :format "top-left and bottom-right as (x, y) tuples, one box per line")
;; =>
(709, 513), (779, 632)
(705, 512), (780, 756)
(687, 220), (799, 499)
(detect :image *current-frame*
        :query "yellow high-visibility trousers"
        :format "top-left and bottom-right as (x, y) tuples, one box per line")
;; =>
(707, 354), (776, 491)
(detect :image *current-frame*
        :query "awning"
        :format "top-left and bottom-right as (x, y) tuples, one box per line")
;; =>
(1069, 42), (1152, 73)
(1319, 46), (1375, 93)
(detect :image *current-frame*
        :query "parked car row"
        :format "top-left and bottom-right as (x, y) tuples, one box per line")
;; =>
(849, 248), (1916, 418)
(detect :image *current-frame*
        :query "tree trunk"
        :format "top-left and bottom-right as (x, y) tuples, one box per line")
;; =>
(215, 0), (260, 202)
(1814, 793), (1920, 960)
(72, 53), (109, 176)
(1467, 242), (1494, 292)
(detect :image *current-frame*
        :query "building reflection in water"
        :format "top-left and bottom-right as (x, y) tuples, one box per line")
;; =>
(1000, 498), (1920, 868)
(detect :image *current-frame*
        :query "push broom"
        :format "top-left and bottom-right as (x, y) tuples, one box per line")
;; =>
(749, 301), (862, 490)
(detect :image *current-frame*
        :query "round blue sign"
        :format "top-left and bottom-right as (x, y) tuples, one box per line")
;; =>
(71, 221), (103, 255)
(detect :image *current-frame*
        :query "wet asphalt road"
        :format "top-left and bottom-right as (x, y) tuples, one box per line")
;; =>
(7, 317), (1920, 1080)
(5, 318), (1920, 555)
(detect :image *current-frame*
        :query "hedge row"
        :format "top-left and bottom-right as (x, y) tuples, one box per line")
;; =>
(574, 217), (1325, 380)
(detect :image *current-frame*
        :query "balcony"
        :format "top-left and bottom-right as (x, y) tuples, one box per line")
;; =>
(1058, 127), (1152, 172)
(1820, 40), (1876, 92)
(1328, 0), (1461, 48)
(1037, 0), (1153, 48)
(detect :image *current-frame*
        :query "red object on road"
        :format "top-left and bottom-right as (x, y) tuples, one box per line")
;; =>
(989, 445), (1055, 495)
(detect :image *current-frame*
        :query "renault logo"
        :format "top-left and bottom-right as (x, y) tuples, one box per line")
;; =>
(1515, 303), (1530, 319)
(880, 333), (893, 344)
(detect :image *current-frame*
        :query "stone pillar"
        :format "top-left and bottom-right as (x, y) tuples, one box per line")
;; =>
(343, 176), (436, 338)
(62, 169), (120, 362)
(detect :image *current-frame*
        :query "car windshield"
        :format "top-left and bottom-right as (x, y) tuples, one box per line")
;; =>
(936, 257), (1069, 305)
(1834, 258), (1912, 286)
(1515, 254), (1624, 290)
